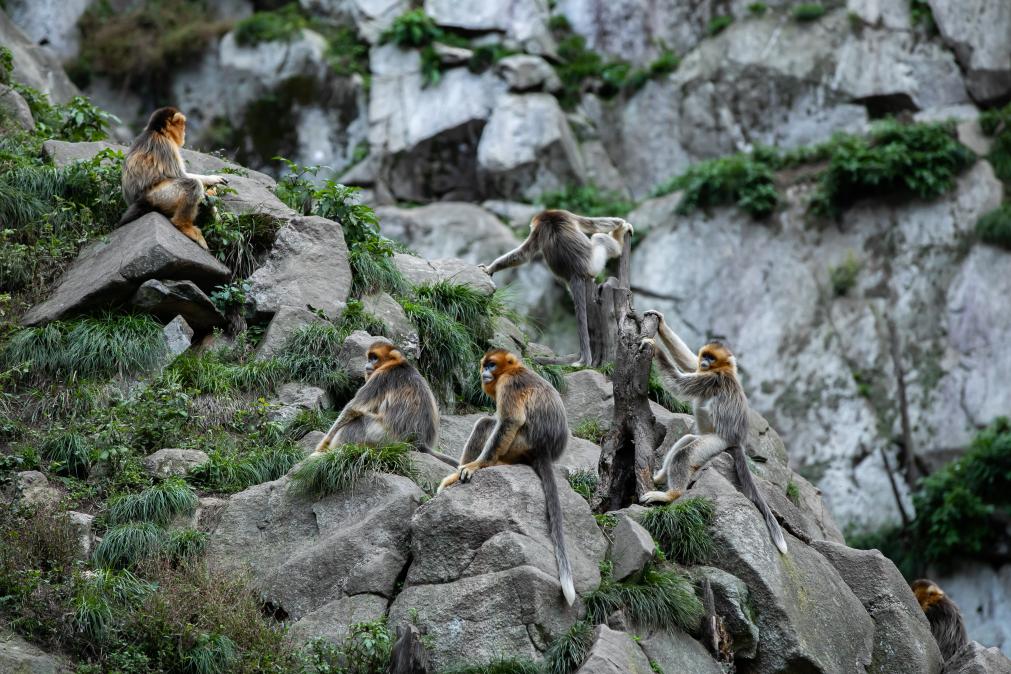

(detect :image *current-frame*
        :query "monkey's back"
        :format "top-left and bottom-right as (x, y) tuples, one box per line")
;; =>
(508, 369), (568, 463)
(695, 373), (749, 446)
(376, 363), (439, 447)
(122, 132), (185, 205)
(534, 211), (594, 280)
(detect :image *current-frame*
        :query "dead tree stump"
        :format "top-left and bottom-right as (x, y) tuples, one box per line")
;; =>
(388, 623), (431, 674)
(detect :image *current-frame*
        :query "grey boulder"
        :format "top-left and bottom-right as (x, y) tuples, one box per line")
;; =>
(130, 279), (226, 333)
(0, 630), (72, 673)
(575, 624), (652, 674)
(143, 448), (211, 478)
(943, 641), (1011, 674)
(608, 512), (654, 582)
(639, 626), (723, 674)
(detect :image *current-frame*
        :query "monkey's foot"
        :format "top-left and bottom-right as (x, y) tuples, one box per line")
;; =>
(652, 469), (666, 484)
(640, 489), (681, 505)
(458, 460), (484, 483)
(437, 472), (461, 493)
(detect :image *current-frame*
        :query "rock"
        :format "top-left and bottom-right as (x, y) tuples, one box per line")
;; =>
(65, 511), (95, 560)
(255, 307), (326, 361)
(431, 42), (473, 66)
(393, 253), (496, 295)
(194, 496), (229, 533)
(22, 213), (231, 326)
(933, 562), (1011, 659)
(0, 630), (72, 673)
(299, 0), (410, 44)
(17, 471), (61, 507)
(846, 0), (912, 30)
(496, 54), (561, 92)
(477, 93), (586, 199)
(424, 0), (553, 55)
(687, 566), (760, 659)
(143, 448), (211, 478)
(437, 413), (487, 458)
(268, 383), (331, 426)
(560, 369), (613, 429)
(130, 279), (226, 333)
(287, 593), (389, 645)
(608, 513), (653, 582)
(690, 469), (874, 673)
(408, 451), (453, 493)
(360, 292), (417, 354)
(388, 464), (607, 667)
(480, 199), (540, 229)
(575, 624), (652, 674)
(207, 472), (422, 621)
(812, 540), (943, 674)
(928, 0), (1011, 104)
(639, 627), (723, 674)
(247, 215), (352, 319)
(0, 10), (79, 103)
(943, 642), (1011, 674)
(338, 331), (390, 382)
(298, 431), (326, 456)
(559, 436), (602, 475)
(6, 0), (92, 60)
(161, 316), (194, 359)
(0, 84), (34, 130)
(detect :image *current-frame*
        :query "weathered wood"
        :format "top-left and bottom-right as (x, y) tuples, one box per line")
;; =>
(388, 623), (431, 674)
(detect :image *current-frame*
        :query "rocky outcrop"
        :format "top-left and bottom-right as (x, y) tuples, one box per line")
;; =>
(943, 641), (1011, 674)
(576, 624), (653, 674)
(424, 0), (554, 55)
(0, 10), (79, 103)
(0, 84), (34, 130)
(143, 449), (211, 478)
(0, 631), (72, 674)
(388, 465), (607, 668)
(928, 0), (1011, 104)
(130, 279), (226, 333)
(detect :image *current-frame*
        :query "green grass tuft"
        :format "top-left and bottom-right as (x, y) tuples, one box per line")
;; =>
(544, 619), (594, 674)
(184, 632), (238, 674)
(654, 153), (778, 218)
(584, 566), (703, 632)
(747, 2), (768, 15)
(39, 428), (92, 478)
(92, 522), (168, 569)
(73, 569), (155, 640)
(829, 253), (862, 297)
(289, 442), (416, 498)
(567, 469), (599, 503)
(638, 497), (715, 565)
(107, 478), (198, 526)
(707, 15), (733, 36)
(234, 4), (306, 46)
(976, 204), (1011, 250)
(572, 418), (607, 444)
(786, 480), (801, 505)
(189, 442), (304, 493)
(165, 529), (209, 562)
(792, 3), (826, 22)
(442, 657), (544, 674)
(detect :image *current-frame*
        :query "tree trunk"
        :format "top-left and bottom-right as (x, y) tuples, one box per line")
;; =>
(388, 623), (431, 674)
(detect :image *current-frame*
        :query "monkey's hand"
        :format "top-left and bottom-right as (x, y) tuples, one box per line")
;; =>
(642, 309), (665, 325)
(640, 489), (681, 505)
(478, 263), (493, 276)
(621, 219), (634, 235)
(639, 337), (656, 354)
(437, 471), (460, 493)
(203, 175), (229, 187)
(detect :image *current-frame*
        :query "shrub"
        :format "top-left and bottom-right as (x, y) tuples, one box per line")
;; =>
(655, 153), (778, 218)
(638, 497), (715, 565)
(107, 478), (198, 526)
(567, 469), (599, 502)
(792, 3), (826, 22)
(748, 2), (768, 15)
(234, 3), (307, 46)
(979, 102), (1011, 183)
(289, 442), (416, 498)
(829, 253), (862, 296)
(543, 620), (593, 674)
(707, 15), (733, 36)
(202, 209), (280, 278)
(382, 9), (442, 48)
(537, 184), (635, 218)
(976, 204), (1011, 249)
(584, 565), (703, 632)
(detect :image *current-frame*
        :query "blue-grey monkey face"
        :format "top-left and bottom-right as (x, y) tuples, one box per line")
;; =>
(481, 361), (496, 384)
(365, 352), (379, 377)
(699, 354), (716, 370)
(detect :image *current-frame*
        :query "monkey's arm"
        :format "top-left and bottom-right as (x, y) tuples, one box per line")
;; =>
(457, 412), (525, 482)
(485, 237), (537, 275)
(644, 310), (697, 372)
(313, 383), (383, 452)
(574, 215), (633, 236)
(185, 172), (228, 187)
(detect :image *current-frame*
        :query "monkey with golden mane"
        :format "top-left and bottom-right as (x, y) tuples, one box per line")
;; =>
(119, 107), (227, 250)
(314, 340), (457, 467)
(640, 311), (788, 554)
(482, 209), (633, 367)
(911, 579), (969, 662)
(438, 349), (576, 604)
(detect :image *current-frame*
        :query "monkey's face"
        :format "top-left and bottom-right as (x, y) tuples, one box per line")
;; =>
(365, 341), (400, 379)
(166, 112), (187, 147)
(698, 343), (735, 373)
(911, 579), (945, 610)
(480, 349), (520, 396)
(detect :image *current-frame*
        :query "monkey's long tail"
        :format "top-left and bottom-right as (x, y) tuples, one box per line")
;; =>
(118, 200), (151, 226)
(532, 456), (576, 605)
(419, 446), (460, 468)
(732, 445), (788, 554)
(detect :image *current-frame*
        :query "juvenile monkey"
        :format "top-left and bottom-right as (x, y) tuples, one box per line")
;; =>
(119, 107), (227, 249)
(482, 209), (633, 366)
(640, 311), (788, 554)
(314, 340), (457, 467)
(911, 579), (969, 661)
(438, 349), (576, 604)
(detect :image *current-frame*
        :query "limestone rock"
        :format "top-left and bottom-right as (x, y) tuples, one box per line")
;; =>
(247, 215), (352, 319)
(437, 413), (488, 458)
(161, 316), (194, 361)
(496, 54), (561, 92)
(360, 292), (417, 356)
(130, 279), (226, 333)
(424, 0), (553, 54)
(943, 642), (1011, 674)
(255, 307), (326, 361)
(269, 383), (332, 426)
(207, 472), (422, 621)
(0, 84), (34, 130)
(17, 471), (62, 508)
(66, 511), (95, 561)
(0, 10), (79, 103)
(287, 593), (389, 646)
(299, 0), (410, 44)
(0, 630), (72, 673)
(6, 0), (93, 59)
(393, 254), (496, 295)
(389, 464), (607, 667)
(560, 369), (613, 429)
(338, 331), (390, 383)
(23, 214), (231, 326)
(928, 0), (1011, 104)
(408, 451), (453, 493)
(639, 627), (723, 674)
(687, 566), (760, 659)
(812, 540), (943, 674)
(608, 513), (653, 582)
(143, 449), (211, 478)
(575, 624), (652, 674)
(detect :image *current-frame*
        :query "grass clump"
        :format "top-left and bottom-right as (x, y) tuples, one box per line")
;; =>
(106, 478), (198, 526)
(980, 102), (1011, 183)
(748, 2), (769, 15)
(567, 469), (599, 503)
(537, 184), (635, 218)
(638, 497), (715, 565)
(707, 15), (734, 36)
(201, 209), (280, 279)
(572, 418), (607, 444)
(234, 3), (307, 46)
(92, 522), (168, 569)
(976, 204), (1011, 249)
(654, 153), (778, 218)
(190, 443), (304, 493)
(39, 428), (92, 478)
(829, 253), (862, 296)
(289, 442), (416, 498)
(792, 3), (826, 22)
(786, 480), (801, 505)
(442, 658), (543, 674)
(584, 565), (703, 632)
(544, 620), (594, 674)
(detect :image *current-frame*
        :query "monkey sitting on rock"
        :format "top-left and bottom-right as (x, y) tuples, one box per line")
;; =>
(119, 107), (228, 250)
(911, 579), (969, 662)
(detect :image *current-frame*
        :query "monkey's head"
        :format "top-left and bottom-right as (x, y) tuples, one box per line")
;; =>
(698, 342), (736, 374)
(365, 340), (403, 379)
(480, 349), (523, 396)
(911, 579), (946, 611)
(145, 107), (187, 147)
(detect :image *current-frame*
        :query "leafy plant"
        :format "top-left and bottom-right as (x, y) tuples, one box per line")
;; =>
(202, 210), (279, 279)
(567, 469), (599, 502)
(979, 102), (1011, 184)
(537, 184), (635, 218)
(655, 153), (778, 218)
(106, 478), (198, 526)
(786, 480), (801, 505)
(976, 204), (1011, 250)
(234, 3), (307, 46)
(829, 253), (862, 296)
(792, 3), (826, 22)
(382, 9), (442, 48)
(748, 2), (769, 16)
(289, 442), (416, 498)
(544, 619), (593, 674)
(583, 565), (703, 632)
(707, 15), (733, 36)
(189, 442), (304, 493)
(638, 497), (715, 565)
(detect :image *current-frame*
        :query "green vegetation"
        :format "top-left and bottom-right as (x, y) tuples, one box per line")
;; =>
(202, 209), (281, 279)
(638, 497), (715, 565)
(567, 469), (599, 502)
(980, 102), (1011, 184)
(189, 442), (304, 493)
(786, 480), (801, 505)
(537, 184), (635, 218)
(829, 253), (862, 297)
(92, 522), (169, 569)
(106, 478), (198, 526)
(443, 658), (544, 674)
(655, 120), (975, 219)
(748, 2), (769, 16)
(289, 442), (416, 498)
(234, 3), (307, 46)
(849, 418), (1011, 576)
(792, 3), (827, 22)
(572, 418), (607, 444)
(648, 366), (692, 414)
(543, 620), (594, 674)
(976, 204), (1011, 249)
(909, 0), (937, 33)
(583, 564), (703, 632)
(707, 15), (734, 36)
(39, 429), (92, 478)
